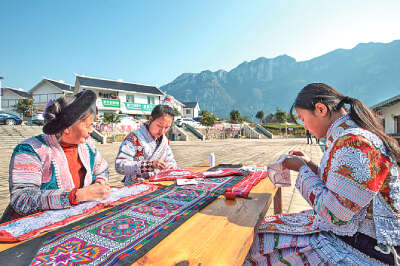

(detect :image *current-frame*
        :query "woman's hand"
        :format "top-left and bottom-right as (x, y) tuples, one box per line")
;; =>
(288, 150), (311, 163)
(282, 155), (307, 172)
(152, 160), (167, 170)
(287, 150), (318, 174)
(76, 182), (111, 202)
(94, 178), (108, 186)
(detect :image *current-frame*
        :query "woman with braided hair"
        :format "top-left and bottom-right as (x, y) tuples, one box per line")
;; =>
(246, 83), (400, 265)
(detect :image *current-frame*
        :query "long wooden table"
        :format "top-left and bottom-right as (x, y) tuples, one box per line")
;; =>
(0, 165), (280, 265)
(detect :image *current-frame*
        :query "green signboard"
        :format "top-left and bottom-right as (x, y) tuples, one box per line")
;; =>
(125, 102), (155, 112)
(101, 99), (120, 108)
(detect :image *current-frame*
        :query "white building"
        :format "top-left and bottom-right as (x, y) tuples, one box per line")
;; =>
(74, 75), (165, 118)
(182, 102), (200, 118)
(371, 94), (400, 137)
(162, 95), (184, 117)
(1, 87), (32, 112)
(30, 78), (75, 110)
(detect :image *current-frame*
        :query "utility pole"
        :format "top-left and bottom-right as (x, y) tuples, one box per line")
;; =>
(0, 76), (3, 110)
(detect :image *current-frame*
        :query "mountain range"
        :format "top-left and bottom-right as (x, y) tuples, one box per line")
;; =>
(160, 40), (400, 119)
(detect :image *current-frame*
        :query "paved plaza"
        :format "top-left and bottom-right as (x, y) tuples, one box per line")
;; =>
(0, 138), (324, 217)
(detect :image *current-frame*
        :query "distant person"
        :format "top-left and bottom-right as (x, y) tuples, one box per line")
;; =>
(1, 90), (110, 223)
(246, 83), (400, 265)
(306, 129), (313, 144)
(315, 135), (320, 144)
(115, 104), (177, 185)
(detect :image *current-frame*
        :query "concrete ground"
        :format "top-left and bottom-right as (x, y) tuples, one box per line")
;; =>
(0, 138), (324, 217)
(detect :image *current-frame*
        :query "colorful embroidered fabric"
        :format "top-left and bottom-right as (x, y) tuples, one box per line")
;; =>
(199, 168), (244, 178)
(0, 184), (159, 242)
(25, 175), (245, 265)
(150, 168), (244, 182)
(149, 168), (199, 181)
(225, 170), (268, 199)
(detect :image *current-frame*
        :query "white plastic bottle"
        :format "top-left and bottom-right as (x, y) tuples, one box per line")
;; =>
(209, 153), (215, 167)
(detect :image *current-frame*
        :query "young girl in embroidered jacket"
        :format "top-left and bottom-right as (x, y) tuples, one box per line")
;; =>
(115, 104), (177, 185)
(246, 83), (400, 265)
(0, 90), (111, 223)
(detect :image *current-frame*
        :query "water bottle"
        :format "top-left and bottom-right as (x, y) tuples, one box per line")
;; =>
(209, 153), (215, 167)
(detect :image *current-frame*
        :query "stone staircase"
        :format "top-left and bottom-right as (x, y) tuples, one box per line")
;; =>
(181, 125), (203, 141)
(0, 125), (44, 149)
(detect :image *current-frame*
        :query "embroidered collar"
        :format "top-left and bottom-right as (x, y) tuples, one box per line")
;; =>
(141, 124), (163, 143)
(326, 114), (350, 140)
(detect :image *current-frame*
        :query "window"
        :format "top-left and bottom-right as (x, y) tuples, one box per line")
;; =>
(39, 94), (47, 103)
(126, 95), (135, 103)
(185, 109), (191, 115)
(147, 96), (154, 104)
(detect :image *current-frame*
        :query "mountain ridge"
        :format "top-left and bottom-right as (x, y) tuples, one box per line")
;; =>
(161, 40), (400, 118)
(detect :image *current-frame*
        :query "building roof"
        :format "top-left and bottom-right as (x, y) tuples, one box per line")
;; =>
(371, 94), (400, 110)
(76, 75), (164, 95)
(6, 87), (32, 98)
(183, 102), (199, 109)
(45, 79), (75, 92)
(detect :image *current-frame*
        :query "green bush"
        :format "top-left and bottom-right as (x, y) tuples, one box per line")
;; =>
(262, 123), (305, 136)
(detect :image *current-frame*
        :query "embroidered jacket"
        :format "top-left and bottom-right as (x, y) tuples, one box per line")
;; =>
(7, 134), (109, 217)
(296, 115), (400, 246)
(115, 124), (177, 185)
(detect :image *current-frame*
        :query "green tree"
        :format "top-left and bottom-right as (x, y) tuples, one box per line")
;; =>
(200, 110), (217, 139)
(288, 113), (298, 123)
(230, 110), (242, 123)
(173, 107), (181, 117)
(255, 110), (264, 123)
(273, 109), (289, 136)
(101, 113), (121, 124)
(13, 98), (34, 118)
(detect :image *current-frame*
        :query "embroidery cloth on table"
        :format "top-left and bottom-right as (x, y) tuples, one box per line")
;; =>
(2, 174), (246, 265)
(0, 184), (159, 242)
(225, 170), (268, 199)
(149, 168), (244, 182)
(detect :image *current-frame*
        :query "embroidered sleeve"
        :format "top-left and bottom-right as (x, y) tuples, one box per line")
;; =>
(91, 144), (109, 182)
(140, 160), (154, 173)
(164, 144), (177, 169)
(9, 144), (72, 216)
(115, 133), (144, 177)
(296, 134), (392, 226)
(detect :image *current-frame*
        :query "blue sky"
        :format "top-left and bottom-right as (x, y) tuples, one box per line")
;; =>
(1, 0), (399, 91)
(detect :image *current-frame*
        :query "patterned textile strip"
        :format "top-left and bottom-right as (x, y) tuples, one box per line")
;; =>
(23, 174), (246, 265)
(225, 170), (268, 199)
(0, 184), (160, 242)
(149, 168), (244, 182)
(149, 168), (199, 182)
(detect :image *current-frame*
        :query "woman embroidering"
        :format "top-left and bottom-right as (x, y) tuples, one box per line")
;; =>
(115, 104), (177, 185)
(0, 90), (111, 223)
(246, 83), (400, 265)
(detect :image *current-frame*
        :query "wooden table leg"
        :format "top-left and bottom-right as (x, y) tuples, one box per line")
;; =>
(273, 187), (282, 214)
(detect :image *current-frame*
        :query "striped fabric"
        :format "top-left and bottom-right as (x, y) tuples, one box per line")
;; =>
(225, 170), (268, 199)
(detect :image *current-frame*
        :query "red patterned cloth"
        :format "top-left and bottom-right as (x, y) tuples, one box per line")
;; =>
(225, 170), (268, 199)
(149, 168), (244, 182)
(149, 169), (199, 181)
